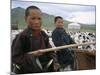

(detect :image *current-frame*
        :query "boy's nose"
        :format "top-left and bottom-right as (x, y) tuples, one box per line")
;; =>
(34, 19), (40, 24)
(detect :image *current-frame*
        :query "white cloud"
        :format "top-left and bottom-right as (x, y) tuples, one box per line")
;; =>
(67, 11), (95, 24)
(12, 0), (96, 24)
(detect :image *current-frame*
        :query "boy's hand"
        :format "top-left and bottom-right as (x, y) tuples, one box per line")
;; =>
(54, 62), (61, 71)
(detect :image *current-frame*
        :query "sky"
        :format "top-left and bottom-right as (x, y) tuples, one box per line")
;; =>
(12, 0), (96, 25)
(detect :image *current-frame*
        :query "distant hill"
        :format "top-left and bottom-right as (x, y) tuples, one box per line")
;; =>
(11, 7), (96, 32)
(11, 7), (26, 29)
(11, 7), (71, 30)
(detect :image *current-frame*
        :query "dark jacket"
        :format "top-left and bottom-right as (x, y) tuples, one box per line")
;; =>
(11, 28), (58, 74)
(52, 28), (75, 67)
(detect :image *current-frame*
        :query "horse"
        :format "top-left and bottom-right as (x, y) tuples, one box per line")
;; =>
(73, 49), (96, 70)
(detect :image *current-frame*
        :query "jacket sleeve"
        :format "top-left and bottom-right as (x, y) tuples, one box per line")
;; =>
(62, 33), (75, 45)
(55, 28), (75, 45)
(11, 34), (35, 66)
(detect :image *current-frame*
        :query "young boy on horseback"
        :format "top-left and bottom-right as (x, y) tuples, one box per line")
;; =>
(11, 6), (59, 74)
(52, 16), (75, 71)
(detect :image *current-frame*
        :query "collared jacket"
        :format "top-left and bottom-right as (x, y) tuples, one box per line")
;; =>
(12, 28), (58, 74)
(52, 28), (75, 67)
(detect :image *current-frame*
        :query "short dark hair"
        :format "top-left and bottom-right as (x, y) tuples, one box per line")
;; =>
(54, 16), (63, 23)
(25, 6), (41, 17)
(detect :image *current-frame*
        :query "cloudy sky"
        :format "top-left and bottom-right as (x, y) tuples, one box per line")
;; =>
(12, 0), (96, 25)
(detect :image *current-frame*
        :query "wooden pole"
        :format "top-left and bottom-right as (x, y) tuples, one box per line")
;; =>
(28, 41), (96, 54)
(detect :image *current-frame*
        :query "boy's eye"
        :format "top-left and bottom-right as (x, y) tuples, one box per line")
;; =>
(38, 18), (41, 20)
(32, 17), (35, 20)
(31, 17), (41, 20)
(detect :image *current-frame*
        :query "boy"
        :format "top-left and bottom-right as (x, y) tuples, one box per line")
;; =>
(52, 16), (75, 71)
(12, 6), (59, 74)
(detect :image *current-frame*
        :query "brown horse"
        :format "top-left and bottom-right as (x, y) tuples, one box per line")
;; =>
(73, 49), (96, 70)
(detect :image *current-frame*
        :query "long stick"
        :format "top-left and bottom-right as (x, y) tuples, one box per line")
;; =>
(28, 41), (96, 54)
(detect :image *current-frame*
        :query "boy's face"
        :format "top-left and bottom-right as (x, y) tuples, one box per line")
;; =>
(55, 18), (64, 28)
(25, 9), (42, 30)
